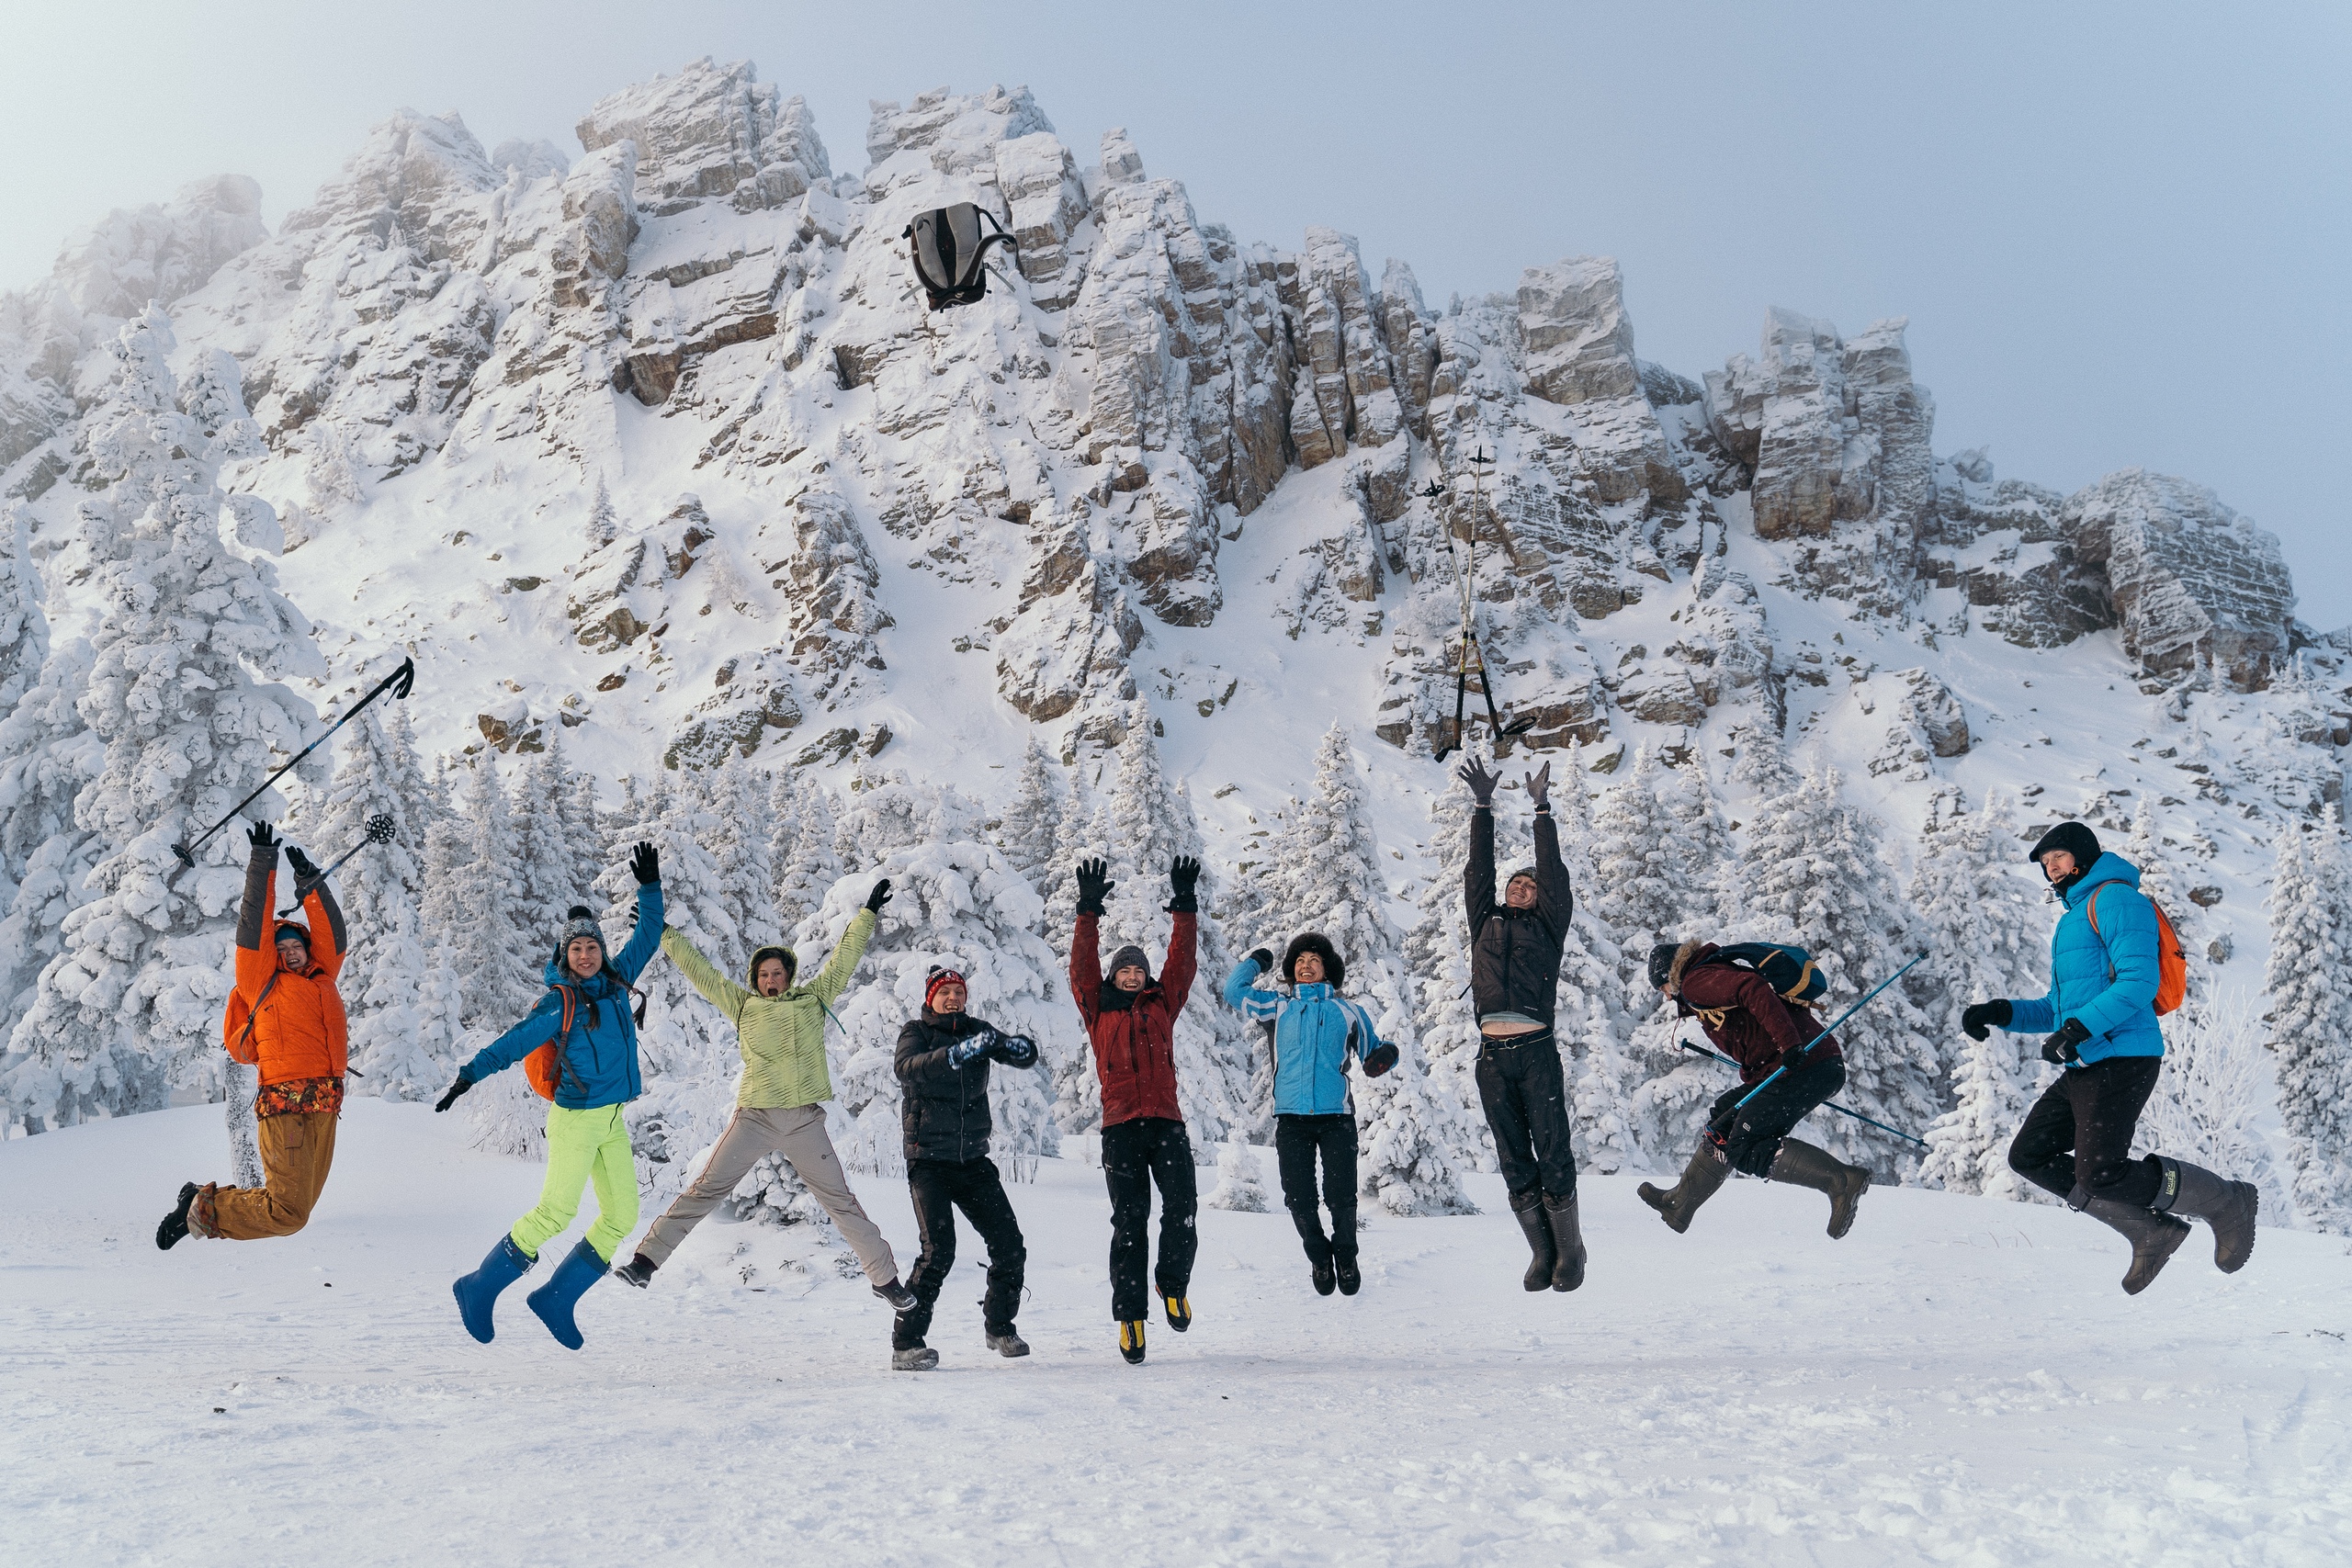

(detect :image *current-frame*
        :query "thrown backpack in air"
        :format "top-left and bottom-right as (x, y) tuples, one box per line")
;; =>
(525, 984), (581, 1101)
(1708, 942), (1827, 1008)
(2086, 884), (2190, 1016)
(904, 202), (1018, 310)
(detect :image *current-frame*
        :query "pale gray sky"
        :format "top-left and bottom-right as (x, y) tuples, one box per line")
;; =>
(7, 2), (2346, 620)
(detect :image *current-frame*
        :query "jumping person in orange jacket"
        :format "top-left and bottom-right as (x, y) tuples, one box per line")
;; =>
(157, 820), (350, 1248)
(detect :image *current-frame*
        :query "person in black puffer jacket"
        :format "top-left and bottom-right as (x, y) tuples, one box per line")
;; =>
(888, 966), (1038, 1371)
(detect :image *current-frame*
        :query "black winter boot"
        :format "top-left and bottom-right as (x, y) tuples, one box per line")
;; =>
(156, 1182), (198, 1251)
(986, 1329), (1031, 1358)
(873, 1277), (918, 1312)
(1310, 1259), (1336, 1296)
(2080, 1197), (2192, 1294)
(1334, 1253), (1362, 1296)
(892, 1343), (939, 1371)
(1768, 1138), (1871, 1239)
(2152, 1156), (2259, 1273)
(612, 1253), (657, 1288)
(1543, 1194), (1586, 1291)
(1119, 1320), (1148, 1364)
(1639, 1144), (1730, 1235)
(1510, 1190), (1556, 1291)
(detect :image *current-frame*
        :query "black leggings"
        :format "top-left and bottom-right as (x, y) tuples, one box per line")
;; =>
(2007, 1055), (2165, 1208)
(1708, 1056), (1847, 1178)
(1274, 1113), (1359, 1264)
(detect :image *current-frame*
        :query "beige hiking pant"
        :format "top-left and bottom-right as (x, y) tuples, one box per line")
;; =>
(208, 1112), (337, 1240)
(635, 1104), (899, 1284)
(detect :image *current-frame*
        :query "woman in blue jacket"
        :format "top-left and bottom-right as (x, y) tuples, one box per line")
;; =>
(1223, 933), (1398, 1298)
(1961, 822), (2257, 1293)
(432, 842), (665, 1348)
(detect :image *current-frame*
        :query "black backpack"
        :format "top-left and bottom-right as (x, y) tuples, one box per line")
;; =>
(1705, 942), (1827, 1007)
(904, 203), (1019, 310)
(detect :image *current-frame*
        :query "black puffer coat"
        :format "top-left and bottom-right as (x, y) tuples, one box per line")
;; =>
(894, 1010), (1039, 1164)
(1464, 807), (1574, 1031)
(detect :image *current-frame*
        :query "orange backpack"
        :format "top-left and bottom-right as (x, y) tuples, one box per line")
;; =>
(2086, 884), (2188, 1017)
(524, 985), (580, 1101)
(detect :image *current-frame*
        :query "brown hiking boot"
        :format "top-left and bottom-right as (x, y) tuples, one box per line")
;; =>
(1638, 1143), (1730, 1235)
(1768, 1138), (1871, 1239)
(2081, 1197), (2192, 1294)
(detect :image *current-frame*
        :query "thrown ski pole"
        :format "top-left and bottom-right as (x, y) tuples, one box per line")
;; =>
(1677, 1039), (1928, 1147)
(1712, 951), (1929, 1131)
(174, 656), (415, 866)
(278, 814), (395, 916)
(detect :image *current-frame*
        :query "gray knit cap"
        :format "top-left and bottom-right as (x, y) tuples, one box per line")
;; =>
(560, 905), (606, 953)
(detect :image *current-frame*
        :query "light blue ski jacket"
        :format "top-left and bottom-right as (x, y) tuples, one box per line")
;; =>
(1222, 960), (1385, 1116)
(2005, 852), (2165, 1064)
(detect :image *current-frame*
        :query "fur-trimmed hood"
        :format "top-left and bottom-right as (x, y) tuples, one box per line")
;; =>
(1661, 939), (1706, 998)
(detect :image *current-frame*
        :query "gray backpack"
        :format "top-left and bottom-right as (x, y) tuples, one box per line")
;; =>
(904, 202), (1018, 310)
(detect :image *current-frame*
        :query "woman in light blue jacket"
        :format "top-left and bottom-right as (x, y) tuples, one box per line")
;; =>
(1223, 933), (1397, 1298)
(1960, 822), (2258, 1295)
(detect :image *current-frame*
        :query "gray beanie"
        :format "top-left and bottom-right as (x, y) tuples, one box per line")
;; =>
(1507, 865), (1539, 888)
(560, 904), (606, 953)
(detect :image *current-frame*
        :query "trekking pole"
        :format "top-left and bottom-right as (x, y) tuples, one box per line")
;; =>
(173, 656), (416, 866)
(1676, 1039), (1928, 1148)
(278, 815), (396, 916)
(1714, 951), (1928, 1128)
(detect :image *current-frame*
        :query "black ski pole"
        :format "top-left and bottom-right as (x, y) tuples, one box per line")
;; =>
(279, 815), (396, 916)
(174, 657), (415, 866)
(1675, 1039), (1928, 1148)
(1712, 951), (1929, 1132)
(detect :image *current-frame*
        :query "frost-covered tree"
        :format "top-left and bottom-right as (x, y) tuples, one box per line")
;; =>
(1544, 753), (1645, 1176)
(512, 730), (600, 930)
(2123, 792), (2203, 987)
(1405, 776), (1502, 1171)
(423, 756), (539, 1029)
(1584, 746), (1683, 982)
(2264, 824), (2352, 1230)
(2139, 987), (2285, 1217)
(768, 769), (840, 940)
(705, 755), (781, 954)
(1204, 1138), (1271, 1211)
(3, 309), (324, 1135)
(0, 505), (48, 719)
(994, 737), (1067, 921)
(0, 611), (101, 1094)
(1916, 790), (2052, 1196)
(585, 472), (618, 550)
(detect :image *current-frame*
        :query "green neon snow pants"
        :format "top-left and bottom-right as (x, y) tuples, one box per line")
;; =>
(511, 1103), (639, 1264)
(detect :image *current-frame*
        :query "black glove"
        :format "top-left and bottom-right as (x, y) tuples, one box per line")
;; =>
(630, 841), (660, 886)
(1075, 858), (1111, 917)
(1248, 947), (1275, 973)
(865, 878), (893, 913)
(286, 845), (320, 884)
(1166, 855), (1201, 914)
(1961, 999), (2011, 1043)
(1362, 1043), (1400, 1078)
(987, 1031), (1036, 1064)
(1456, 758), (1498, 807)
(434, 1074), (473, 1113)
(1522, 761), (1552, 811)
(2041, 1018), (2090, 1066)
(247, 819), (278, 852)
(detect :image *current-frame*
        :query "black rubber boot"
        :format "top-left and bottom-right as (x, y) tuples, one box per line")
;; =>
(156, 1182), (198, 1252)
(1310, 1259), (1336, 1297)
(1334, 1253), (1362, 1296)
(1638, 1144), (1730, 1235)
(1768, 1138), (1871, 1239)
(2152, 1156), (2259, 1273)
(1510, 1190), (1556, 1291)
(2080, 1196), (2192, 1294)
(1543, 1193), (1586, 1291)
(612, 1253), (657, 1288)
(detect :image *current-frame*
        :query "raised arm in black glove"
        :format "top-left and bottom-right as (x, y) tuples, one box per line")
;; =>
(2041, 1017), (2090, 1066)
(1362, 1043), (1400, 1077)
(1075, 858), (1112, 917)
(286, 845), (320, 885)
(1456, 758), (1498, 807)
(1961, 999), (2012, 1043)
(435, 1074), (474, 1113)
(1522, 761), (1551, 811)
(1166, 855), (1201, 913)
(865, 878), (893, 913)
(1248, 947), (1275, 973)
(248, 819), (279, 852)
(630, 841), (660, 886)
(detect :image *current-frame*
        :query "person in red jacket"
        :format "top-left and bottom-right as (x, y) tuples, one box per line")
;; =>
(1069, 853), (1200, 1366)
(157, 820), (351, 1248)
(1637, 940), (1872, 1238)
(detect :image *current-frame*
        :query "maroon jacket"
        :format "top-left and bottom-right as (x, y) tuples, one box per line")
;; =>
(1674, 943), (1839, 1084)
(1070, 910), (1197, 1127)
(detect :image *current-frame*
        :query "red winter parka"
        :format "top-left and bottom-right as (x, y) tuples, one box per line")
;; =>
(1669, 942), (1839, 1085)
(1070, 911), (1197, 1128)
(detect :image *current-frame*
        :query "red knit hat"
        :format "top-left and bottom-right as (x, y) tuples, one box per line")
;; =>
(925, 966), (967, 1010)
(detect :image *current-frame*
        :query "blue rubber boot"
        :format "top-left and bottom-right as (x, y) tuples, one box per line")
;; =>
(526, 1236), (608, 1350)
(454, 1235), (535, 1344)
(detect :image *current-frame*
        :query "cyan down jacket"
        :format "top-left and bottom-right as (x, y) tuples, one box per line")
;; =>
(2005, 852), (2165, 1064)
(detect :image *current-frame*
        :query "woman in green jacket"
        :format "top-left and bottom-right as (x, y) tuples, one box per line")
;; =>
(612, 880), (917, 1311)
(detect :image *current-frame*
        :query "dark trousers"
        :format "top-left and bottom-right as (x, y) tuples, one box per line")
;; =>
(2008, 1055), (2165, 1208)
(1102, 1116), (1196, 1322)
(895, 1156), (1026, 1348)
(1708, 1056), (1848, 1178)
(1475, 1033), (1578, 1201)
(1274, 1112), (1359, 1265)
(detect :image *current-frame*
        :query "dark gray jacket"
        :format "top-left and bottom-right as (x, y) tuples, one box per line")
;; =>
(894, 1010), (1039, 1164)
(1464, 807), (1574, 1032)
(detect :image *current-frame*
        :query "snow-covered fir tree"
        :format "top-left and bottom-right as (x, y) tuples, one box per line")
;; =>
(1404, 776), (1502, 1172)
(0, 505), (47, 717)
(768, 769), (841, 941)
(704, 754), (782, 954)
(993, 737), (1067, 924)
(422, 755), (539, 1030)
(2138, 987), (2284, 1215)
(1204, 1138), (1272, 1212)
(511, 731), (601, 931)
(2263, 823), (2352, 1230)
(1544, 751), (1645, 1176)
(2123, 792), (2204, 989)
(585, 473), (617, 550)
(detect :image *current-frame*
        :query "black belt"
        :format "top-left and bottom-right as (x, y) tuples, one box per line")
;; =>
(1479, 1027), (1554, 1053)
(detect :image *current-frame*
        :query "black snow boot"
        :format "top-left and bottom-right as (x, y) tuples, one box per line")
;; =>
(1510, 1190), (1556, 1292)
(1334, 1253), (1362, 1296)
(1543, 1193), (1586, 1291)
(1310, 1258), (1336, 1297)
(892, 1343), (940, 1371)
(1639, 1144), (1730, 1235)
(156, 1182), (198, 1251)
(611, 1253), (657, 1288)
(2080, 1197), (2192, 1294)
(873, 1277), (918, 1312)
(986, 1329), (1031, 1359)
(1768, 1138), (1871, 1240)
(2152, 1156), (2259, 1273)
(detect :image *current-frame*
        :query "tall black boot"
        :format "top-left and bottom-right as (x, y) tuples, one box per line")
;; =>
(1542, 1193), (1585, 1292)
(2151, 1156), (2259, 1273)
(1510, 1190), (1555, 1291)
(2079, 1196), (2191, 1294)
(1638, 1144), (1729, 1235)
(1767, 1138), (1871, 1240)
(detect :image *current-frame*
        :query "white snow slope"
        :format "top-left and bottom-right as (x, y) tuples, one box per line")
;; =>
(4, 1103), (2347, 1566)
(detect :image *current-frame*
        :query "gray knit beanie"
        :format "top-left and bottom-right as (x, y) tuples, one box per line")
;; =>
(560, 905), (606, 953)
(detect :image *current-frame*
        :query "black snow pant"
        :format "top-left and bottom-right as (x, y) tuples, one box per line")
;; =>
(2007, 1055), (2165, 1208)
(1102, 1116), (1197, 1323)
(895, 1156), (1026, 1349)
(1274, 1112), (1359, 1266)
(1475, 1032), (1578, 1202)
(1708, 1056), (1848, 1178)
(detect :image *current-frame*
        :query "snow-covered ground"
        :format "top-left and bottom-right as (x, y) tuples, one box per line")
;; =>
(5, 1102), (2347, 1565)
